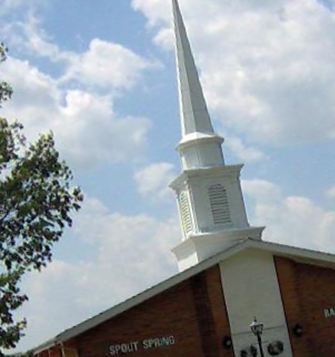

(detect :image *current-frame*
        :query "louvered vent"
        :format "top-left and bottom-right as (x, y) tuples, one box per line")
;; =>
(208, 184), (232, 225)
(179, 191), (193, 235)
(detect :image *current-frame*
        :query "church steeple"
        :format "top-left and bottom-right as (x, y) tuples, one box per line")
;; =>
(170, 0), (264, 272)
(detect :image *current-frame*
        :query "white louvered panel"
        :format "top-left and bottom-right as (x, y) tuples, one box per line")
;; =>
(208, 184), (232, 225)
(179, 191), (193, 235)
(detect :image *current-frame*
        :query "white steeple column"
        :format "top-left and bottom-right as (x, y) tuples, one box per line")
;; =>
(170, 0), (264, 271)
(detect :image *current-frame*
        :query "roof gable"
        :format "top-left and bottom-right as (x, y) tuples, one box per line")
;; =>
(33, 238), (335, 353)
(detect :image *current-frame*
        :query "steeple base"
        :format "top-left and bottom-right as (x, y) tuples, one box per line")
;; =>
(172, 227), (265, 271)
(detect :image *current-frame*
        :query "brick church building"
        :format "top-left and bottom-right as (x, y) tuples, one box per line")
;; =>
(33, 1), (335, 356)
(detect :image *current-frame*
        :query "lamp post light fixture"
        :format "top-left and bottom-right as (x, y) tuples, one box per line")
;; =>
(250, 317), (265, 357)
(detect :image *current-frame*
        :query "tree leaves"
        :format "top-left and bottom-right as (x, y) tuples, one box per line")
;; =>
(0, 43), (12, 107)
(0, 43), (83, 352)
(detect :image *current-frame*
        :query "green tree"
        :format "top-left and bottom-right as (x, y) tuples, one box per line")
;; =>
(0, 43), (83, 353)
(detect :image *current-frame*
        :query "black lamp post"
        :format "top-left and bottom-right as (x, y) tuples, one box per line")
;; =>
(250, 317), (265, 357)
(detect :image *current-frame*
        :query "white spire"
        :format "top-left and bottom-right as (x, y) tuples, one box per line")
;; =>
(172, 0), (215, 137)
(172, 0), (224, 170)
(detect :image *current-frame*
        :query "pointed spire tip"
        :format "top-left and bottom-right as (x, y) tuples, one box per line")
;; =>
(172, 0), (216, 137)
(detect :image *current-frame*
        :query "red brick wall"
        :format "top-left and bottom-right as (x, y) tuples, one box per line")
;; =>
(275, 256), (335, 357)
(57, 265), (233, 357)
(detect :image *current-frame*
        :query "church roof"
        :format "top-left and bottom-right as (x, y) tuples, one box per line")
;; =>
(33, 238), (335, 354)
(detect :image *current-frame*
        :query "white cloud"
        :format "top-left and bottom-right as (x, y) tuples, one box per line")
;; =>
(131, 0), (171, 27)
(2, 13), (157, 91)
(225, 136), (267, 163)
(15, 197), (180, 352)
(153, 27), (175, 51)
(17, 14), (71, 62)
(243, 179), (335, 251)
(134, 162), (176, 201)
(243, 179), (281, 202)
(63, 39), (154, 90)
(1, 55), (151, 168)
(0, 10), (161, 169)
(326, 185), (335, 198)
(133, 0), (335, 146)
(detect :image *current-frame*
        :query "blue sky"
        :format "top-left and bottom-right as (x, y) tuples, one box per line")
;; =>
(0, 0), (335, 352)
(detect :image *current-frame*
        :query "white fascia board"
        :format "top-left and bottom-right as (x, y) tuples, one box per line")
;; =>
(185, 165), (244, 178)
(169, 172), (188, 191)
(192, 227), (265, 240)
(169, 164), (245, 191)
(248, 239), (335, 267)
(170, 165), (244, 190)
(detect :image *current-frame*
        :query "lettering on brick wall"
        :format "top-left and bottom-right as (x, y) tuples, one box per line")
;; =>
(109, 336), (175, 355)
(324, 307), (335, 318)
